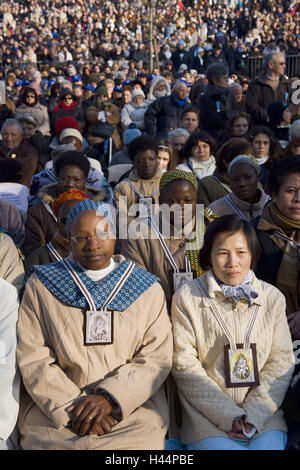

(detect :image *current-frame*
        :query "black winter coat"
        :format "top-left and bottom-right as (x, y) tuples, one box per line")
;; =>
(198, 84), (239, 139)
(144, 93), (190, 140)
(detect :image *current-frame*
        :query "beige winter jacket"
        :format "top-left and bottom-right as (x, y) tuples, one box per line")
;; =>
(0, 232), (24, 293)
(114, 169), (162, 226)
(171, 269), (294, 444)
(208, 188), (270, 221)
(17, 255), (173, 450)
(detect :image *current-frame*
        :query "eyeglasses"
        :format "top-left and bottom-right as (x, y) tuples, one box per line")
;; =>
(71, 233), (115, 244)
(63, 96), (73, 101)
(26, 94), (35, 98)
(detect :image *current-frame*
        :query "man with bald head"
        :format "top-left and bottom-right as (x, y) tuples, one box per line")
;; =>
(246, 52), (291, 126)
(144, 80), (190, 139)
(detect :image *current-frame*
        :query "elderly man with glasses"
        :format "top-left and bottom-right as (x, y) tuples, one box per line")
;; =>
(0, 118), (39, 187)
(246, 52), (291, 126)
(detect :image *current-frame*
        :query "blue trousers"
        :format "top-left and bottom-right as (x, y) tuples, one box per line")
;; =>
(166, 431), (287, 450)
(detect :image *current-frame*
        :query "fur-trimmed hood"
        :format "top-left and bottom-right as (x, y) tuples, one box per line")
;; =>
(38, 183), (106, 206)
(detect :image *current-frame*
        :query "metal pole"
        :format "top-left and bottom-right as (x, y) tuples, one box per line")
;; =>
(149, 0), (154, 73)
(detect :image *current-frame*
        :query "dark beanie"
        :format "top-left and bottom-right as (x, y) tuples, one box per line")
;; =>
(267, 102), (288, 127)
(206, 63), (229, 84)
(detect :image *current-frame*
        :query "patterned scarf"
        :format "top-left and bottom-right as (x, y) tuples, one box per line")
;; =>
(27, 257), (159, 311)
(216, 271), (258, 306)
(185, 207), (218, 278)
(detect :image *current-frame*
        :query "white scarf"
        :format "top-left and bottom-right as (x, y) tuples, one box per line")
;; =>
(77, 258), (117, 282)
(188, 155), (216, 179)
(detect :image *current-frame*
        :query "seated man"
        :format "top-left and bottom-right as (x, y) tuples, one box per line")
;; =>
(0, 118), (39, 188)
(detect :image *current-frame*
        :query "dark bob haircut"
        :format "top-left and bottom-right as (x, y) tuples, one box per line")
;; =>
(54, 151), (91, 179)
(215, 137), (253, 175)
(268, 154), (300, 195)
(179, 130), (216, 161)
(128, 135), (158, 162)
(199, 214), (261, 271)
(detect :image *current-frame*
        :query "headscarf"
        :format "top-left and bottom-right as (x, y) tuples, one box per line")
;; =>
(159, 169), (198, 192)
(227, 154), (261, 176)
(66, 200), (116, 237)
(53, 189), (91, 217)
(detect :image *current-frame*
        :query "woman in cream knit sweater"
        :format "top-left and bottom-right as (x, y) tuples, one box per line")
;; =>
(171, 214), (294, 450)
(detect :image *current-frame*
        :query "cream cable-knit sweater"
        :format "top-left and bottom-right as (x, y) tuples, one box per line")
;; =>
(171, 269), (295, 444)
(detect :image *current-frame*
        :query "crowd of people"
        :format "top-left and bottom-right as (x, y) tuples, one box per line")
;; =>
(0, 0), (300, 453)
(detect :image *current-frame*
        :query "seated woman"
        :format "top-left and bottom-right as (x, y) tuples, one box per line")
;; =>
(284, 138), (300, 158)
(16, 86), (50, 136)
(197, 138), (254, 207)
(180, 106), (200, 135)
(250, 126), (282, 191)
(24, 189), (91, 270)
(0, 277), (20, 450)
(209, 155), (270, 222)
(23, 151), (107, 257)
(253, 155), (300, 446)
(177, 130), (216, 182)
(17, 200), (172, 450)
(171, 214), (294, 450)
(121, 169), (217, 310)
(156, 139), (179, 173)
(217, 111), (252, 148)
(120, 88), (148, 131)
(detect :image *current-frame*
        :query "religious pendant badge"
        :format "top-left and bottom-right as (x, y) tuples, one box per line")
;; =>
(62, 258), (134, 345)
(150, 218), (193, 291)
(197, 279), (260, 388)
(173, 257), (193, 292)
(139, 197), (153, 218)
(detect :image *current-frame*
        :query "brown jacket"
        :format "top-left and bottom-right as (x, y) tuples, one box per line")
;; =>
(0, 140), (39, 188)
(17, 254), (173, 450)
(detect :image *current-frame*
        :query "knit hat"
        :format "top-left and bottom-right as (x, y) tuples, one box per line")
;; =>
(159, 169), (198, 192)
(66, 200), (116, 237)
(71, 74), (82, 83)
(206, 63), (229, 85)
(131, 88), (145, 100)
(53, 189), (91, 217)
(123, 128), (142, 146)
(267, 102), (288, 126)
(59, 128), (83, 143)
(84, 84), (96, 92)
(227, 154), (261, 176)
(289, 119), (300, 140)
(55, 116), (80, 137)
(97, 85), (109, 98)
(16, 112), (38, 127)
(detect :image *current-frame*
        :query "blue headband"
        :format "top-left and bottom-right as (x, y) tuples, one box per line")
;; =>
(66, 200), (116, 237)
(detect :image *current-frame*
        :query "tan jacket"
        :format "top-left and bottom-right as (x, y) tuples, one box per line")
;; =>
(114, 169), (162, 226)
(121, 232), (187, 309)
(208, 188), (270, 221)
(0, 233), (24, 293)
(17, 255), (173, 450)
(171, 270), (294, 444)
